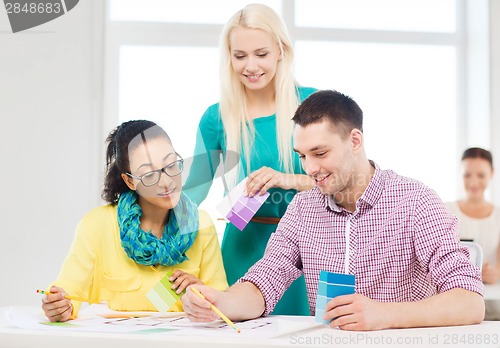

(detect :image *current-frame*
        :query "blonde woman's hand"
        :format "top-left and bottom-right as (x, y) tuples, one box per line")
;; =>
(246, 166), (286, 197)
(41, 286), (73, 322)
(170, 270), (204, 294)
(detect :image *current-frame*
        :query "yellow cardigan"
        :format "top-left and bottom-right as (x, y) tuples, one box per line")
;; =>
(50, 205), (228, 316)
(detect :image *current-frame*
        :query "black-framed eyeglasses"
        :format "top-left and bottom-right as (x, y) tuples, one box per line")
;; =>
(126, 154), (184, 187)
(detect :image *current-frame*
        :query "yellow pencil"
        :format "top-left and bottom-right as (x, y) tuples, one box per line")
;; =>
(36, 290), (101, 304)
(190, 287), (240, 333)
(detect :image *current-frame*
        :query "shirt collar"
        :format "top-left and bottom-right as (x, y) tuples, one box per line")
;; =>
(325, 160), (383, 212)
(358, 160), (384, 207)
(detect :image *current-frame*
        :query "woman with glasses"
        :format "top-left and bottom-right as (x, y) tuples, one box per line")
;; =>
(40, 120), (227, 322)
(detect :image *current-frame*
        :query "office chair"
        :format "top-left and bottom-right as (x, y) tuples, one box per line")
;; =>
(460, 241), (484, 271)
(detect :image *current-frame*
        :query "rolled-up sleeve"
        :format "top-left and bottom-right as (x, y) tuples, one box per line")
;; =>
(238, 197), (304, 316)
(413, 189), (484, 296)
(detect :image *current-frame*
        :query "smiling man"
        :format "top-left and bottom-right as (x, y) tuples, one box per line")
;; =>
(181, 90), (485, 331)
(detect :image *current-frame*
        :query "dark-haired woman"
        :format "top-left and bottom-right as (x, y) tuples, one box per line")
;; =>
(41, 120), (227, 322)
(445, 147), (500, 319)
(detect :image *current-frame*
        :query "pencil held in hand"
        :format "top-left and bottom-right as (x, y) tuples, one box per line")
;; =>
(190, 287), (240, 333)
(36, 290), (100, 304)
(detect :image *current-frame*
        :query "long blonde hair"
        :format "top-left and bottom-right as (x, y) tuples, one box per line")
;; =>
(219, 3), (299, 188)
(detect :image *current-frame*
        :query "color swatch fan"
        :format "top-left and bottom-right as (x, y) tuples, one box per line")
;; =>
(216, 177), (269, 231)
(146, 270), (185, 312)
(315, 271), (355, 324)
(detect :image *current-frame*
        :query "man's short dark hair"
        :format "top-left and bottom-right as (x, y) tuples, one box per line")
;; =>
(292, 90), (363, 138)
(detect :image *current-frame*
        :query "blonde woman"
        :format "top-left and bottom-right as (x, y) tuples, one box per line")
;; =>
(184, 4), (316, 315)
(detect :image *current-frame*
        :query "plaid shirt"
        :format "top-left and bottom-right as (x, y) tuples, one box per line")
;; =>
(240, 162), (484, 316)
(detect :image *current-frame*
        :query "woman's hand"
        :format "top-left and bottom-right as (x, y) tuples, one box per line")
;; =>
(246, 166), (286, 197)
(482, 262), (499, 284)
(170, 270), (203, 294)
(40, 286), (73, 322)
(246, 167), (315, 196)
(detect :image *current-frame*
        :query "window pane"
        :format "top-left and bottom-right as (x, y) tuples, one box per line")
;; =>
(295, 0), (456, 32)
(119, 45), (225, 240)
(110, 0), (282, 24)
(119, 45), (219, 157)
(295, 41), (457, 201)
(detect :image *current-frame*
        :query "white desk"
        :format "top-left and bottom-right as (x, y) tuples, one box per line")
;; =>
(484, 283), (500, 300)
(1, 307), (500, 348)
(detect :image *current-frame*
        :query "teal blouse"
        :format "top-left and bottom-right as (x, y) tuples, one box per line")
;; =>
(184, 86), (317, 212)
(184, 86), (317, 316)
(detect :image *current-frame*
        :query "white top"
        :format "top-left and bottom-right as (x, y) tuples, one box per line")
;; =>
(445, 201), (500, 264)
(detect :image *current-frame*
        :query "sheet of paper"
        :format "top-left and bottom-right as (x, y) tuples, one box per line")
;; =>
(216, 177), (270, 231)
(5, 305), (322, 338)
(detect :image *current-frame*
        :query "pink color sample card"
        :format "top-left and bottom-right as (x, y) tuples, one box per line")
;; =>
(217, 177), (269, 231)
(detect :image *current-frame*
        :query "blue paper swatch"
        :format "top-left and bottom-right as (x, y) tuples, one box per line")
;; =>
(315, 271), (355, 325)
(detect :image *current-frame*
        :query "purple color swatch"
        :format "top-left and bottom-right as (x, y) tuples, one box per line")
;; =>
(226, 210), (248, 231)
(239, 195), (265, 212)
(226, 192), (269, 231)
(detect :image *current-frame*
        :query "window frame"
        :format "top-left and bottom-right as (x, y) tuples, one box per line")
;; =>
(103, 0), (495, 203)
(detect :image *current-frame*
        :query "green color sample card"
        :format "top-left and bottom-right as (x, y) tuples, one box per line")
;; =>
(146, 270), (185, 312)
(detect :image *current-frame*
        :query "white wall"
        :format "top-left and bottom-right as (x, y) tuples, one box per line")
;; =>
(490, 0), (500, 204)
(0, 1), (103, 306)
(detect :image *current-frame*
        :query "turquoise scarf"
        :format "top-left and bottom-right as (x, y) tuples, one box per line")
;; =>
(117, 190), (198, 266)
